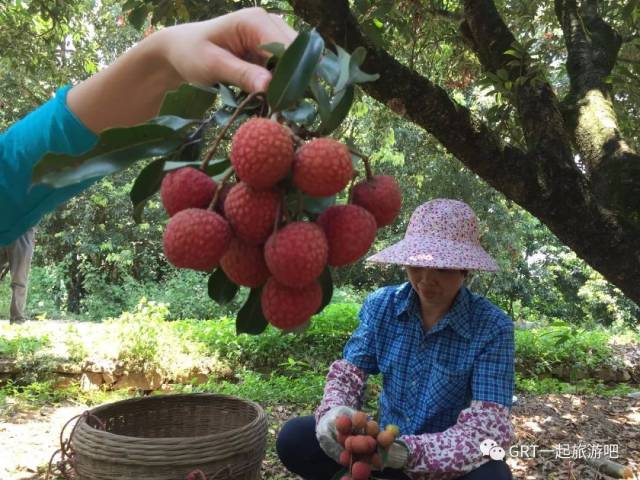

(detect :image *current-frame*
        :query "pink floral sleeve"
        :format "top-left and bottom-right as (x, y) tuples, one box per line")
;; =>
(401, 400), (514, 479)
(314, 359), (369, 423)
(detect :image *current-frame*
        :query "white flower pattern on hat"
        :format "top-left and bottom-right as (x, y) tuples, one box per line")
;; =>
(367, 199), (499, 271)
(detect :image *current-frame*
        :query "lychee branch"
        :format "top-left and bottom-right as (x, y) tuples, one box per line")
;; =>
(348, 148), (373, 181)
(208, 168), (235, 211)
(201, 91), (266, 170)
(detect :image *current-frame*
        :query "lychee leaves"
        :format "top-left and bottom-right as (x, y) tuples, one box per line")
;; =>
(267, 29), (324, 112)
(208, 268), (239, 305)
(236, 288), (268, 335)
(316, 267), (333, 315)
(158, 83), (217, 119)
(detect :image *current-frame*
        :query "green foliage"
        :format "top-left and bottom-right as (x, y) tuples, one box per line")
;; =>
(182, 369), (326, 406)
(0, 334), (50, 359)
(515, 375), (635, 397)
(515, 325), (617, 377)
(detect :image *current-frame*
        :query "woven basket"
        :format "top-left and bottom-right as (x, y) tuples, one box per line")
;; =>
(71, 393), (267, 480)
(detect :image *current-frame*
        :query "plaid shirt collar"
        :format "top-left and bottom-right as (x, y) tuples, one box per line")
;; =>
(393, 283), (473, 340)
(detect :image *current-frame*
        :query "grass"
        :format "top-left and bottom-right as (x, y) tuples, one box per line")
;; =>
(0, 298), (638, 417)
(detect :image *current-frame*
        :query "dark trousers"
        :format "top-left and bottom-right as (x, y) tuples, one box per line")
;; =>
(276, 416), (513, 480)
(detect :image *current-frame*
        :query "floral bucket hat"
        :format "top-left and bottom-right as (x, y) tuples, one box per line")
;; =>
(367, 198), (499, 271)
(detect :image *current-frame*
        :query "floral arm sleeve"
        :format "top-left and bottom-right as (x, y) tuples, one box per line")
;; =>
(315, 297), (379, 422)
(314, 359), (369, 423)
(401, 325), (515, 476)
(401, 400), (514, 476)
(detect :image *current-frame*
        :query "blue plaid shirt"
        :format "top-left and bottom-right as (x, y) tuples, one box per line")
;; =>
(344, 283), (514, 435)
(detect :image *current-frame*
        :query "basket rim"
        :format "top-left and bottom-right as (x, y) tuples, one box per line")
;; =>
(75, 392), (266, 444)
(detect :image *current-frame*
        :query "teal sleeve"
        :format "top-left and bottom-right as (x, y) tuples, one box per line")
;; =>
(0, 85), (99, 246)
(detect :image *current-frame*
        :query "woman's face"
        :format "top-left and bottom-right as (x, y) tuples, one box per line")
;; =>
(405, 266), (466, 309)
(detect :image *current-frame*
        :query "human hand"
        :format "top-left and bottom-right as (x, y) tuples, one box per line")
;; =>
(316, 405), (357, 462)
(383, 440), (410, 469)
(158, 7), (297, 93)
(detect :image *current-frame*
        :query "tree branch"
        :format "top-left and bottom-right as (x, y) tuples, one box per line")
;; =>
(462, 0), (574, 164)
(554, 0), (639, 217)
(288, 0), (538, 205)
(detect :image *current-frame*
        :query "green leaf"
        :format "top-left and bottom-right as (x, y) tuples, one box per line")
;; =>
(334, 45), (352, 93)
(350, 46), (367, 67)
(310, 77), (331, 122)
(267, 30), (325, 112)
(236, 288), (268, 335)
(214, 109), (249, 128)
(159, 84), (217, 119)
(496, 69), (509, 81)
(504, 49), (522, 59)
(218, 84), (238, 107)
(130, 158), (166, 223)
(164, 158), (230, 176)
(282, 101), (317, 124)
(128, 4), (148, 30)
(260, 42), (286, 58)
(317, 51), (340, 86)
(316, 267), (334, 314)
(147, 115), (200, 131)
(303, 194), (336, 215)
(319, 85), (355, 135)
(32, 124), (183, 188)
(208, 269), (240, 305)
(349, 48), (380, 84)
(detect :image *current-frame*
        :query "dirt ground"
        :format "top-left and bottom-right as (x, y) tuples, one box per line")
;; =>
(1, 393), (638, 480)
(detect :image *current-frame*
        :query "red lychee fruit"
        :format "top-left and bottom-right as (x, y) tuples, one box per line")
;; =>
(293, 138), (353, 197)
(376, 430), (395, 448)
(231, 118), (294, 190)
(366, 420), (379, 437)
(351, 435), (374, 455)
(160, 167), (217, 217)
(163, 209), (231, 272)
(220, 238), (270, 287)
(351, 411), (368, 431)
(351, 461), (371, 480)
(224, 182), (281, 245)
(335, 415), (352, 435)
(339, 450), (351, 467)
(261, 278), (322, 330)
(264, 222), (328, 288)
(351, 175), (402, 227)
(316, 205), (377, 266)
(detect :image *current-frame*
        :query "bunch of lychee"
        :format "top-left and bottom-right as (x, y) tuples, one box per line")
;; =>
(335, 411), (400, 479)
(160, 117), (402, 331)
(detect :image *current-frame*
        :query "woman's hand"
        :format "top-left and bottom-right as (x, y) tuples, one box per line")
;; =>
(68, 8), (297, 133)
(160, 7), (297, 93)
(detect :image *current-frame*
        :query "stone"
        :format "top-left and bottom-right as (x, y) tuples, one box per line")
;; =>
(113, 371), (162, 391)
(80, 372), (103, 391)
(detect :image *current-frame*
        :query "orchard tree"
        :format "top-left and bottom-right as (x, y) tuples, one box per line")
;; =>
(121, 0), (640, 305)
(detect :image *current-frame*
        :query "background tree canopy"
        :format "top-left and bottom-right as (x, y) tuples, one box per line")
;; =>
(0, 0), (638, 326)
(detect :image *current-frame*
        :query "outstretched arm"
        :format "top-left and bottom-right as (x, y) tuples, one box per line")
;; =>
(67, 8), (296, 133)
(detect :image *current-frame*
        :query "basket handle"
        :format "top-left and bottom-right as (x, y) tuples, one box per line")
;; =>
(45, 410), (106, 480)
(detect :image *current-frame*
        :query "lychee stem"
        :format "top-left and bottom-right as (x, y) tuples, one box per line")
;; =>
(349, 148), (373, 181)
(201, 91), (265, 170)
(347, 172), (359, 203)
(208, 168), (235, 211)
